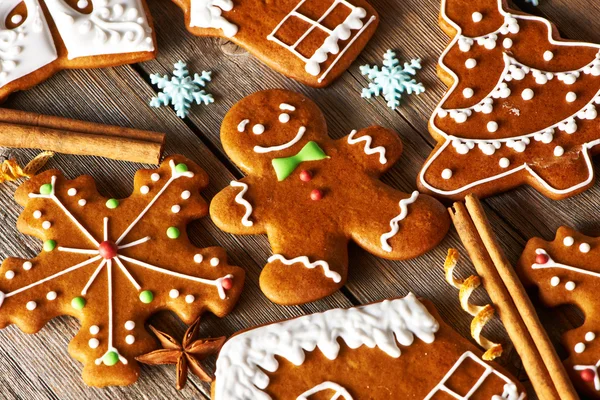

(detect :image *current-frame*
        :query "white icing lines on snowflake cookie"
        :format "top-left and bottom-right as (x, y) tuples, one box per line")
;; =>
(347, 130), (387, 164)
(213, 293), (439, 400)
(267, 0), (376, 82)
(189, 0), (238, 38)
(268, 255), (341, 283)
(0, 160), (233, 367)
(380, 191), (419, 252)
(424, 351), (525, 400)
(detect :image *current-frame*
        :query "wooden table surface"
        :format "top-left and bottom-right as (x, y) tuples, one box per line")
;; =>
(1, 0), (598, 398)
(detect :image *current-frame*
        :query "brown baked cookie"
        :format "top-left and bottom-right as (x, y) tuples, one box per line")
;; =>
(170, 0), (378, 87)
(417, 0), (600, 200)
(0, 0), (156, 100)
(0, 155), (245, 387)
(210, 89), (450, 305)
(211, 293), (526, 399)
(517, 227), (600, 398)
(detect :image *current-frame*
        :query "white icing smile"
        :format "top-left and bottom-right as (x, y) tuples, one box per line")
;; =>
(253, 126), (306, 154)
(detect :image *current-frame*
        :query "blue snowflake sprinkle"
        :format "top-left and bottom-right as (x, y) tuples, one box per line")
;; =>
(149, 61), (214, 119)
(360, 50), (425, 110)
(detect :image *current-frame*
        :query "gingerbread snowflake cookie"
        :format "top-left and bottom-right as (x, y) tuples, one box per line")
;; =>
(170, 0), (379, 87)
(213, 293), (526, 399)
(0, 156), (244, 386)
(517, 227), (600, 398)
(0, 0), (156, 100)
(210, 89), (449, 305)
(418, 0), (600, 200)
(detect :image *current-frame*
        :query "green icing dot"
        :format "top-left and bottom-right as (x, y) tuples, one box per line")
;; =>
(103, 351), (119, 367)
(43, 240), (56, 252)
(106, 198), (119, 209)
(175, 163), (188, 173)
(139, 290), (154, 304)
(71, 296), (86, 310)
(40, 183), (53, 195)
(166, 226), (180, 239)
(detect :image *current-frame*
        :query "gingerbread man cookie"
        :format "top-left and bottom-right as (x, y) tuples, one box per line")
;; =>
(170, 0), (379, 87)
(210, 89), (449, 305)
(0, 156), (244, 386)
(0, 0), (156, 100)
(518, 227), (600, 398)
(418, 0), (600, 200)
(212, 293), (526, 399)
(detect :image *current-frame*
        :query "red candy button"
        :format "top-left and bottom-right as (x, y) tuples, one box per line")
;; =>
(535, 253), (549, 264)
(99, 241), (118, 260)
(581, 369), (595, 382)
(300, 170), (312, 182)
(310, 189), (323, 201)
(221, 277), (233, 290)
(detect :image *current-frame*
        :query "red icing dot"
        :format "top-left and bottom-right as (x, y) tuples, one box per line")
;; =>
(99, 241), (118, 260)
(581, 369), (596, 382)
(300, 170), (312, 182)
(222, 277), (233, 290)
(535, 253), (549, 264)
(310, 189), (323, 201)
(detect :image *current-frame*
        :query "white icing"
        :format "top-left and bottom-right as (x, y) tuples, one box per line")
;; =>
(267, 0), (375, 83)
(587, 332), (596, 342)
(151, 173), (160, 182)
(297, 382), (353, 400)
(487, 121), (499, 133)
(11, 15), (22, 24)
(550, 276), (560, 286)
(33, 210), (42, 219)
(279, 103), (296, 111)
(181, 190), (191, 200)
(214, 293), (439, 400)
(522, 89), (534, 100)
(499, 157), (510, 168)
(5, 271), (14, 280)
(194, 254), (203, 263)
(580, 243), (591, 253)
(564, 236), (575, 246)
(68, 188), (77, 196)
(575, 342), (586, 353)
(472, 12), (483, 23)
(171, 205), (181, 213)
(89, 338), (100, 349)
(567, 92), (578, 103)
(347, 129), (387, 164)
(574, 362), (600, 390)
(532, 249), (599, 284)
(420, 0), (600, 197)
(169, 289), (179, 298)
(90, 325), (100, 335)
(237, 119), (250, 132)
(381, 191), (419, 252)
(268, 254), (341, 283)
(44, 0), (154, 60)
(0, 0), (58, 88)
(189, 0), (238, 38)
(185, 294), (195, 303)
(465, 58), (477, 69)
(210, 257), (220, 267)
(230, 181), (254, 227)
(554, 146), (565, 156)
(42, 221), (52, 230)
(463, 88), (474, 98)
(425, 352), (524, 400)
(78, 199), (87, 206)
(26, 301), (36, 311)
(254, 127), (306, 154)
(252, 124), (265, 135)
(140, 185), (149, 195)
(442, 169), (453, 179)
(566, 281), (576, 291)
(46, 291), (57, 300)
(125, 334), (135, 344)
(544, 50), (554, 61)
(279, 113), (290, 123)
(125, 321), (135, 330)
(503, 38), (513, 49)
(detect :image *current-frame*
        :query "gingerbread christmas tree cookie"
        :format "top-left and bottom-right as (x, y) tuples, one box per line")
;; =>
(518, 227), (600, 398)
(212, 293), (526, 399)
(169, 0), (379, 87)
(210, 89), (450, 305)
(0, 155), (244, 387)
(418, 0), (600, 200)
(0, 0), (156, 100)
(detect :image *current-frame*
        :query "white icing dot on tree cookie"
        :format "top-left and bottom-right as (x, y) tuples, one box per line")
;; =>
(125, 321), (135, 331)
(181, 191), (191, 200)
(566, 92), (577, 103)
(68, 188), (77, 196)
(5, 271), (14, 280)
(185, 295), (195, 304)
(580, 243), (591, 253)
(140, 186), (150, 195)
(554, 146), (564, 157)
(169, 289), (180, 299)
(463, 88), (474, 98)
(171, 205), (181, 213)
(563, 236), (574, 246)
(487, 121), (499, 133)
(33, 210), (42, 219)
(194, 254), (203, 263)
(521, 89), (534, 101)
(126, 335), (135, 345)
(46, 291), (57, 301)
(26, 301), (37, 311)
(90, 325), (100, 335)
(566, 281), (576, 291)
(89, 338), (100, 349)
(151, 173), (160, 182)
(503, 38), (513, 49)
(472, 12), (483, 23)
(543, 50), (554, 61)
(499, 158), (510, 168)
(441, 169), (453, 180)
(465, 58), (477, 69)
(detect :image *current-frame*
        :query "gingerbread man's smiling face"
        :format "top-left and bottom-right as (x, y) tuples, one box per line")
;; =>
(221, 90), (328, 177)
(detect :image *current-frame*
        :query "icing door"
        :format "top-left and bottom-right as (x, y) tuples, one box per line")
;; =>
(44, 0), (155, 60)
(0, 0), (57, 86)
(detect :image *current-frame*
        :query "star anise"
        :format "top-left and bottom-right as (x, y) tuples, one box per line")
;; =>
(135, 318), (226, 390)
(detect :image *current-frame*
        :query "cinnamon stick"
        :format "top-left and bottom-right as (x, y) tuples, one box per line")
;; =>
(450, 202), (561, 400)
(464, 194), (579, 400)
(0, 109), (165, 164)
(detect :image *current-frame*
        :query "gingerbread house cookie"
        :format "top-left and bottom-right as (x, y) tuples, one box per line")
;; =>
(212, 293), (526, 399)
(518, 227), (600, 398)
(418, 0), (600, 200)
(210, 89), (450, 305)
(0, 0), (156, 100)
(170, 0), (379, 87)
(0, 156), (245, 386)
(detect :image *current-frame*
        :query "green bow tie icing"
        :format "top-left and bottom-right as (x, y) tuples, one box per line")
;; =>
(272, 141), (329, 181)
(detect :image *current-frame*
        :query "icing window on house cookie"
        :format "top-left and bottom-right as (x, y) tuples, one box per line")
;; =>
(424, 351), (525, 400)
(267, 0), (376, 82)
(0, 0), (58, 87)
(44, 0), (155, 60)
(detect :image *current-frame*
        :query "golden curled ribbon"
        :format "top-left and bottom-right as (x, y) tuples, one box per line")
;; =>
(444, 248), (503, 361)
(0, 151), (54, 184)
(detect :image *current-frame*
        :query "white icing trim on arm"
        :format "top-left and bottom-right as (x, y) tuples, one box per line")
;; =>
(190, 0), (237, 37)
(253, 126), (306, 153)
(268, 254), (341, 283)
(214, 293), (439, 400)
(230, 181), (253, 227)
(380, 191), (419, 252)
(347, 129), (387, 164)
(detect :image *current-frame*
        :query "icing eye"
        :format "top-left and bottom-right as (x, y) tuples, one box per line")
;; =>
(253, 124), (265, 135)
(279, 113), (290, 123)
